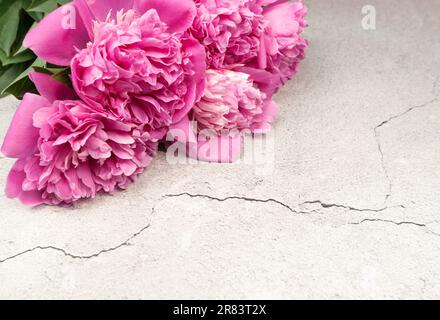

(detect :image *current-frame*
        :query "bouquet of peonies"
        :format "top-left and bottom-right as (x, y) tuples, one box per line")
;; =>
(1, 0), (308, 206)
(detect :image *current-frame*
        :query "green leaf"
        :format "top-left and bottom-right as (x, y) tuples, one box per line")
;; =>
(32, 66), (54, 74)
(26, 11), (44, 22)
(3, 75), (37, 99)
(0, 49), (35, 66)
(1, 57), (45, 97)
(26, 0), (58, 14)
(30, 65), (72, 87)
(11, 10), (35, 55)
(0, 0), (71, 99)
(0, 63), (29, 97)
(51, 67), (71, 87)
(0, 1), (23, 55)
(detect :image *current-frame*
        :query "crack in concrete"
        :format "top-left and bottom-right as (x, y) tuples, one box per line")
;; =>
(374, 127), (393, 202)
(164, 193), (403, 215)
(0, 191), (413, 265)
(0, 221), (152, 265)
(350, 218), (426, 227)
(432, 76), (440, 97)
(373, 97), (438, 204)
(164, 192), (315, 215)
(300, 200), (404, 213)
(375, 98), (438, 132)
(349, 218), (440, 237)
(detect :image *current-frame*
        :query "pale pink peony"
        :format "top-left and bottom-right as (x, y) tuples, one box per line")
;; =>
(192, 69), (277, 133)
(2, 81), (157, 206)
(71, 9), (206, 137)
(191, 0), (265, 69)
(168, 69), (278, 163)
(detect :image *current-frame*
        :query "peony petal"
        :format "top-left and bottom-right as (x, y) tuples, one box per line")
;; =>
(92, 0), (134, 20)
(76, 0), (134, 23)
(235, 66), (281, 97)
(18, 190), (45, 207)
(1, 94), (51, 158)
(24, 4), (90, 66)
(29, 72), (77, 103)
(258, 33), (268, 69)
(134, 0), (196, 33)
(73, 0), (95, 37)
(33, 107), (55, 129)
(119, 160), (137, 176)
(5, 160), (26, 199)
(263, 99), (279, 120)
(183, 38), (206, 101)
(182, 38), (207, 91)
(5, 159), (44, 206)
(258, 0), (289, 7)
(173, 80), (196, 125)
(197, 134), (243, 163)
(168, 116), (197, 144)
(251, 99), (279, 133)
(77, 162), (96, 192)
(172, 39), (206, 123)
(263, 1), (301, 36)
(107, 131), (135, 145)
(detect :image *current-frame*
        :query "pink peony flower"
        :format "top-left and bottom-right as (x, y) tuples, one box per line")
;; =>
(191, 0), (308, 96)
(258, 0), (308, 88)
(168, 69), (278, 163)
(192, 69), (277, 133)
(24, 0), (205, 137)
(71, 9), (205, 135)
(2, 74), (157, 206)
(191, 0), (265, 69)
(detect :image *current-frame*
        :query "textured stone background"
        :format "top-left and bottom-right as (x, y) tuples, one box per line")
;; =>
(0, 0), (439, 299)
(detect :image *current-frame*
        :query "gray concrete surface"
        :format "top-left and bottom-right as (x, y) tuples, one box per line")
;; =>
(0, 0), (439, 299)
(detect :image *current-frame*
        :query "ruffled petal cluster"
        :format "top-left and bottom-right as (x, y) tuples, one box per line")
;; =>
(72, 9), (205, 134)
(260, 0), (308, 87)
(191, 0), (308, 95)
(191, 0), (265, 69)
(4, 95), (157, 206)
(192, 69), (276, 133)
